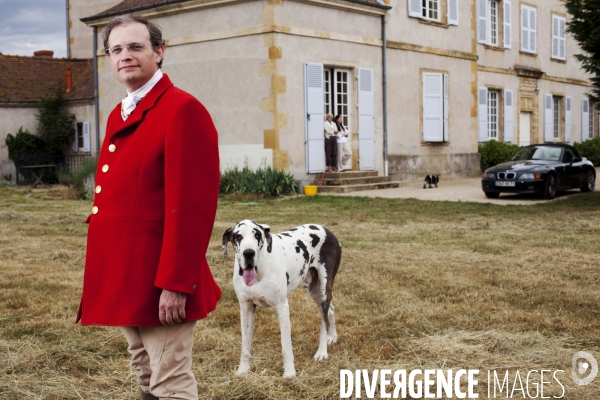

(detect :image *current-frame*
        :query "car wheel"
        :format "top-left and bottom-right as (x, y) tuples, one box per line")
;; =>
(580, 170), (596, 193)
(542, 174), (557, 199)
(484, 192), (500, 198)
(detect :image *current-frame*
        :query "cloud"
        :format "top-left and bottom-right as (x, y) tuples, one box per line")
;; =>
(0, 0), (67, 57)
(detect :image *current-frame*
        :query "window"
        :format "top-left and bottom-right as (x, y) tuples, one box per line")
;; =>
(323, 68), (351, 130)
(408, 0), (458, 25)
(521, 5), (537, 53)
(487, 90), (499, 139)
(552, 15), (566, 60)
(423, 72), (449, 142)
(553, 96), (561, 140)
(489, 1), (498, 46)
(73, 121), (90, 152)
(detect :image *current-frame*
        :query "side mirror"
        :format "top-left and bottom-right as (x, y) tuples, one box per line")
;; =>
(571, 157), (582, 164)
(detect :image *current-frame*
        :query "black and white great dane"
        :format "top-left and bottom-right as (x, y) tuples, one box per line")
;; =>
(222, 220), (342, 378)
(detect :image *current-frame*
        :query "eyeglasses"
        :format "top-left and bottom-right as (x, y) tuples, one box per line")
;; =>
(105, 43), (153, 56)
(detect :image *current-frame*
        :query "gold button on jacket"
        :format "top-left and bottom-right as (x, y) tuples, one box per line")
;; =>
(102, 164), (109, 173)
(108, 144), (117, 153)
(92, 206), (99, 214)
(95, 186), (102, 194)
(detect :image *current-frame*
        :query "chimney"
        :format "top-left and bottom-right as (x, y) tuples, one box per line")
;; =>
(33, 50), (54, 58)
(66, 69), (72, 93)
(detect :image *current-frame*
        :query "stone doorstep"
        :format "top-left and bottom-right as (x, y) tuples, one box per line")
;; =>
(320, 171), (380, 179)
(317, 181), (404, 193)
(323, 176), (392, 186)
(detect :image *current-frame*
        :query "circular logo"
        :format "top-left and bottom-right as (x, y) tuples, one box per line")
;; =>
(572, 351), (598, 386)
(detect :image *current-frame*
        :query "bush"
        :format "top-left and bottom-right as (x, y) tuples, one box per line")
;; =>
(574, 137), (600, 166)
(72, 157), (98, 199)
(478, 140), (520, 171)
(5, 127), (47, 160)
(220, 166), (298, 196)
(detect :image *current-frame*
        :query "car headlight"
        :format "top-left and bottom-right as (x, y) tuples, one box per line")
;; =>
(483, 172), (495, 179)
(519, 173), (542, 180)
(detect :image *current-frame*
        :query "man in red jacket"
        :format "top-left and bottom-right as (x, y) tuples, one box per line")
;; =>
(76, 14), (221, 400)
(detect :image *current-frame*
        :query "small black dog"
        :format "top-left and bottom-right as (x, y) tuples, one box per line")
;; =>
(423, 175), (439, 189)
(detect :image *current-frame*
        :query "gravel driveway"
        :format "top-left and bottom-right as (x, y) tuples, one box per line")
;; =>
(328, 168), (599, 205)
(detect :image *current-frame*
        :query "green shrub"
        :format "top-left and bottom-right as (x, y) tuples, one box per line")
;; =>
(574, 137), (600, 166)
(478, 140), (520, 171)
(5, 127), (47, 160)
(72, 157), (98, 199)
(220, 166), (298, 196)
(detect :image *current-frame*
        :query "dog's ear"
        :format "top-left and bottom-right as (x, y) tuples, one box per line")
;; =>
(222, 227), (234, 258)
(259, 224), (272, 253)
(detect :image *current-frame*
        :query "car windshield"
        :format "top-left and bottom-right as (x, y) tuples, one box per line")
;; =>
(511, 147), (562, 162)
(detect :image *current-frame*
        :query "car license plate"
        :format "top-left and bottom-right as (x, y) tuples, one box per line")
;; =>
(495, 181), (515, 187)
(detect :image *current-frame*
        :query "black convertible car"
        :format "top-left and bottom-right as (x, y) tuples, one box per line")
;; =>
(481, 144), (596, 199)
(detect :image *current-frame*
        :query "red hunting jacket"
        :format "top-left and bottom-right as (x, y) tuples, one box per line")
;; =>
(77, 74), (221, 326)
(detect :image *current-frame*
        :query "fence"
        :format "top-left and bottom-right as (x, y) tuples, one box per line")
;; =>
(14, 154), (94, 185)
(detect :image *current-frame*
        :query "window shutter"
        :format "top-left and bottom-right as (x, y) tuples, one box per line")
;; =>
(503, 1), (511, 49)
(582, 98), (590, 142)
(73, 122), (78, 152)
(304, 62), (325, 173)
(504, 90), (514, 142)
(408, 0), (421, 18)
(559, 18), (566, 60)
(478, 0), (488, 44)
(529, 8), (536, 53)
(478, 87), (488, 142)
(423, 73), (445, 142)
(521, 6), (529, 51)
(544, 94), (554, 142)
(443, 74), (449, 141)
(358, 68), (375, 170)
(565, 97), (572, 143)
(447, 0), (458, 26)
(552, 16), (559, 59)
(83, 122), (91, 152)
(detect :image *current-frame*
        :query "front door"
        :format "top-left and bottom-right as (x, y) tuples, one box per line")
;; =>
(519, 112), (531, 147)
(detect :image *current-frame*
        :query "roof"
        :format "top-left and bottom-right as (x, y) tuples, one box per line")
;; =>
(81, 0), (390, 22)
(0, 53), (94, 105)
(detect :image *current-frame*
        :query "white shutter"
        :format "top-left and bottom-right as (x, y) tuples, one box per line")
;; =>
(82, 122), (91, 152)
(582, 98), (590, 142)
(504, 90), (514, 142)
(552, 16), (559, 59)
(544, 94), (554, 142)
(529, 8), (536, 53)
(478, 87), (488, 142)
(443, 74), (449, 141)
(358, 68), (375, 171)
(478, 0), (488, 44)
(565, 97), (572, 143)
(559, 18), (566, 60)
(408, 0), (421, 18)
(503, 1), (511, 49)
(521, 6), (529, 51)
(304, 62), (325, 173)
(447, 0), (458, 26)
(73, 122), (78, 152)
(423, 73), (445, 142)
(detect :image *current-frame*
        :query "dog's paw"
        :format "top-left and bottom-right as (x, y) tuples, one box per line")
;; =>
(313, 351), (328, 361)
(327, 334), (338, 345)
(283, 369), (296, 378)
(235, 366), (250, 376)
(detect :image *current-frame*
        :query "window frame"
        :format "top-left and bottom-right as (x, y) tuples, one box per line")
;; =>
(553, 96), (561, 140)
(422, 0), (441, 22)
(489, 1), (499, 46)
(487, 90), (499, 139)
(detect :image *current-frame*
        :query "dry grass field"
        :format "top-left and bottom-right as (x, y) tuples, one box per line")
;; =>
(0, 185), (599, 399)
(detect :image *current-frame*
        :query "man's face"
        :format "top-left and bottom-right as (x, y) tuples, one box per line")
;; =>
(106, 22), (164, 92)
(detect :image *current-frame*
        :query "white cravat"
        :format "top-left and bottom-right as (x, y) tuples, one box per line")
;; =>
(121, 69), (164, 121)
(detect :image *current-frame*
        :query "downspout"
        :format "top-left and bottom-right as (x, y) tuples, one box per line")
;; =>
(382, 14), (388, 177)
(93, 26), (101, 156)
(65, 0), (70, 58)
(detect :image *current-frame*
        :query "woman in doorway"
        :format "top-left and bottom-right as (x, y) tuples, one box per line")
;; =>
(324, 113), (338, 172)
(335, 114), (352, 172)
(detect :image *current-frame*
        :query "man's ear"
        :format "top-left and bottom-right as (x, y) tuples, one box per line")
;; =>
(260, 224), (272, 253)
(222, 227), (234, 258)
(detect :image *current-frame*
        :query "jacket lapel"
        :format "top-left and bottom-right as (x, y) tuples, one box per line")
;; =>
(109, 74), (174, 138)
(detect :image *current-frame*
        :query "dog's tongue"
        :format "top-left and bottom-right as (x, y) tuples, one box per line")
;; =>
(243, 268), (257, 286)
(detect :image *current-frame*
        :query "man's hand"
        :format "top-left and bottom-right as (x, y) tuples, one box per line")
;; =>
(159, 289), (187, 325)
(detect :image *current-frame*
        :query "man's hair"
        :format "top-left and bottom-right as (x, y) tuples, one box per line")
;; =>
(103, 14), (165, 68)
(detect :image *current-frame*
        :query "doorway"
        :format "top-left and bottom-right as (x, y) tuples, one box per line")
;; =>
(519, 112), (531, 147)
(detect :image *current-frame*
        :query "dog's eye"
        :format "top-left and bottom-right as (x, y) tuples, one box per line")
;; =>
(255, 233), (260, 240)
(236, 234), (243, 241)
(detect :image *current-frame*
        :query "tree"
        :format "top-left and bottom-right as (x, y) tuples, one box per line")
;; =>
(36, 86), (76, 154)
(565, 0), (600, 108)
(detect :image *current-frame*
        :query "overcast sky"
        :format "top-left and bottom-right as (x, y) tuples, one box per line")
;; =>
(0, 0), (67, 58)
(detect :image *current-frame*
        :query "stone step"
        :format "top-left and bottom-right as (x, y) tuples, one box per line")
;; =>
(320, 171), (379, 179)
(317, 181), (404, 193)
(323, 176), (391, 186)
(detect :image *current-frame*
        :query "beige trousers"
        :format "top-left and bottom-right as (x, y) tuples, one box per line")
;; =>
(337, 142), (352, 171)
(121, 321), (198, 400)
